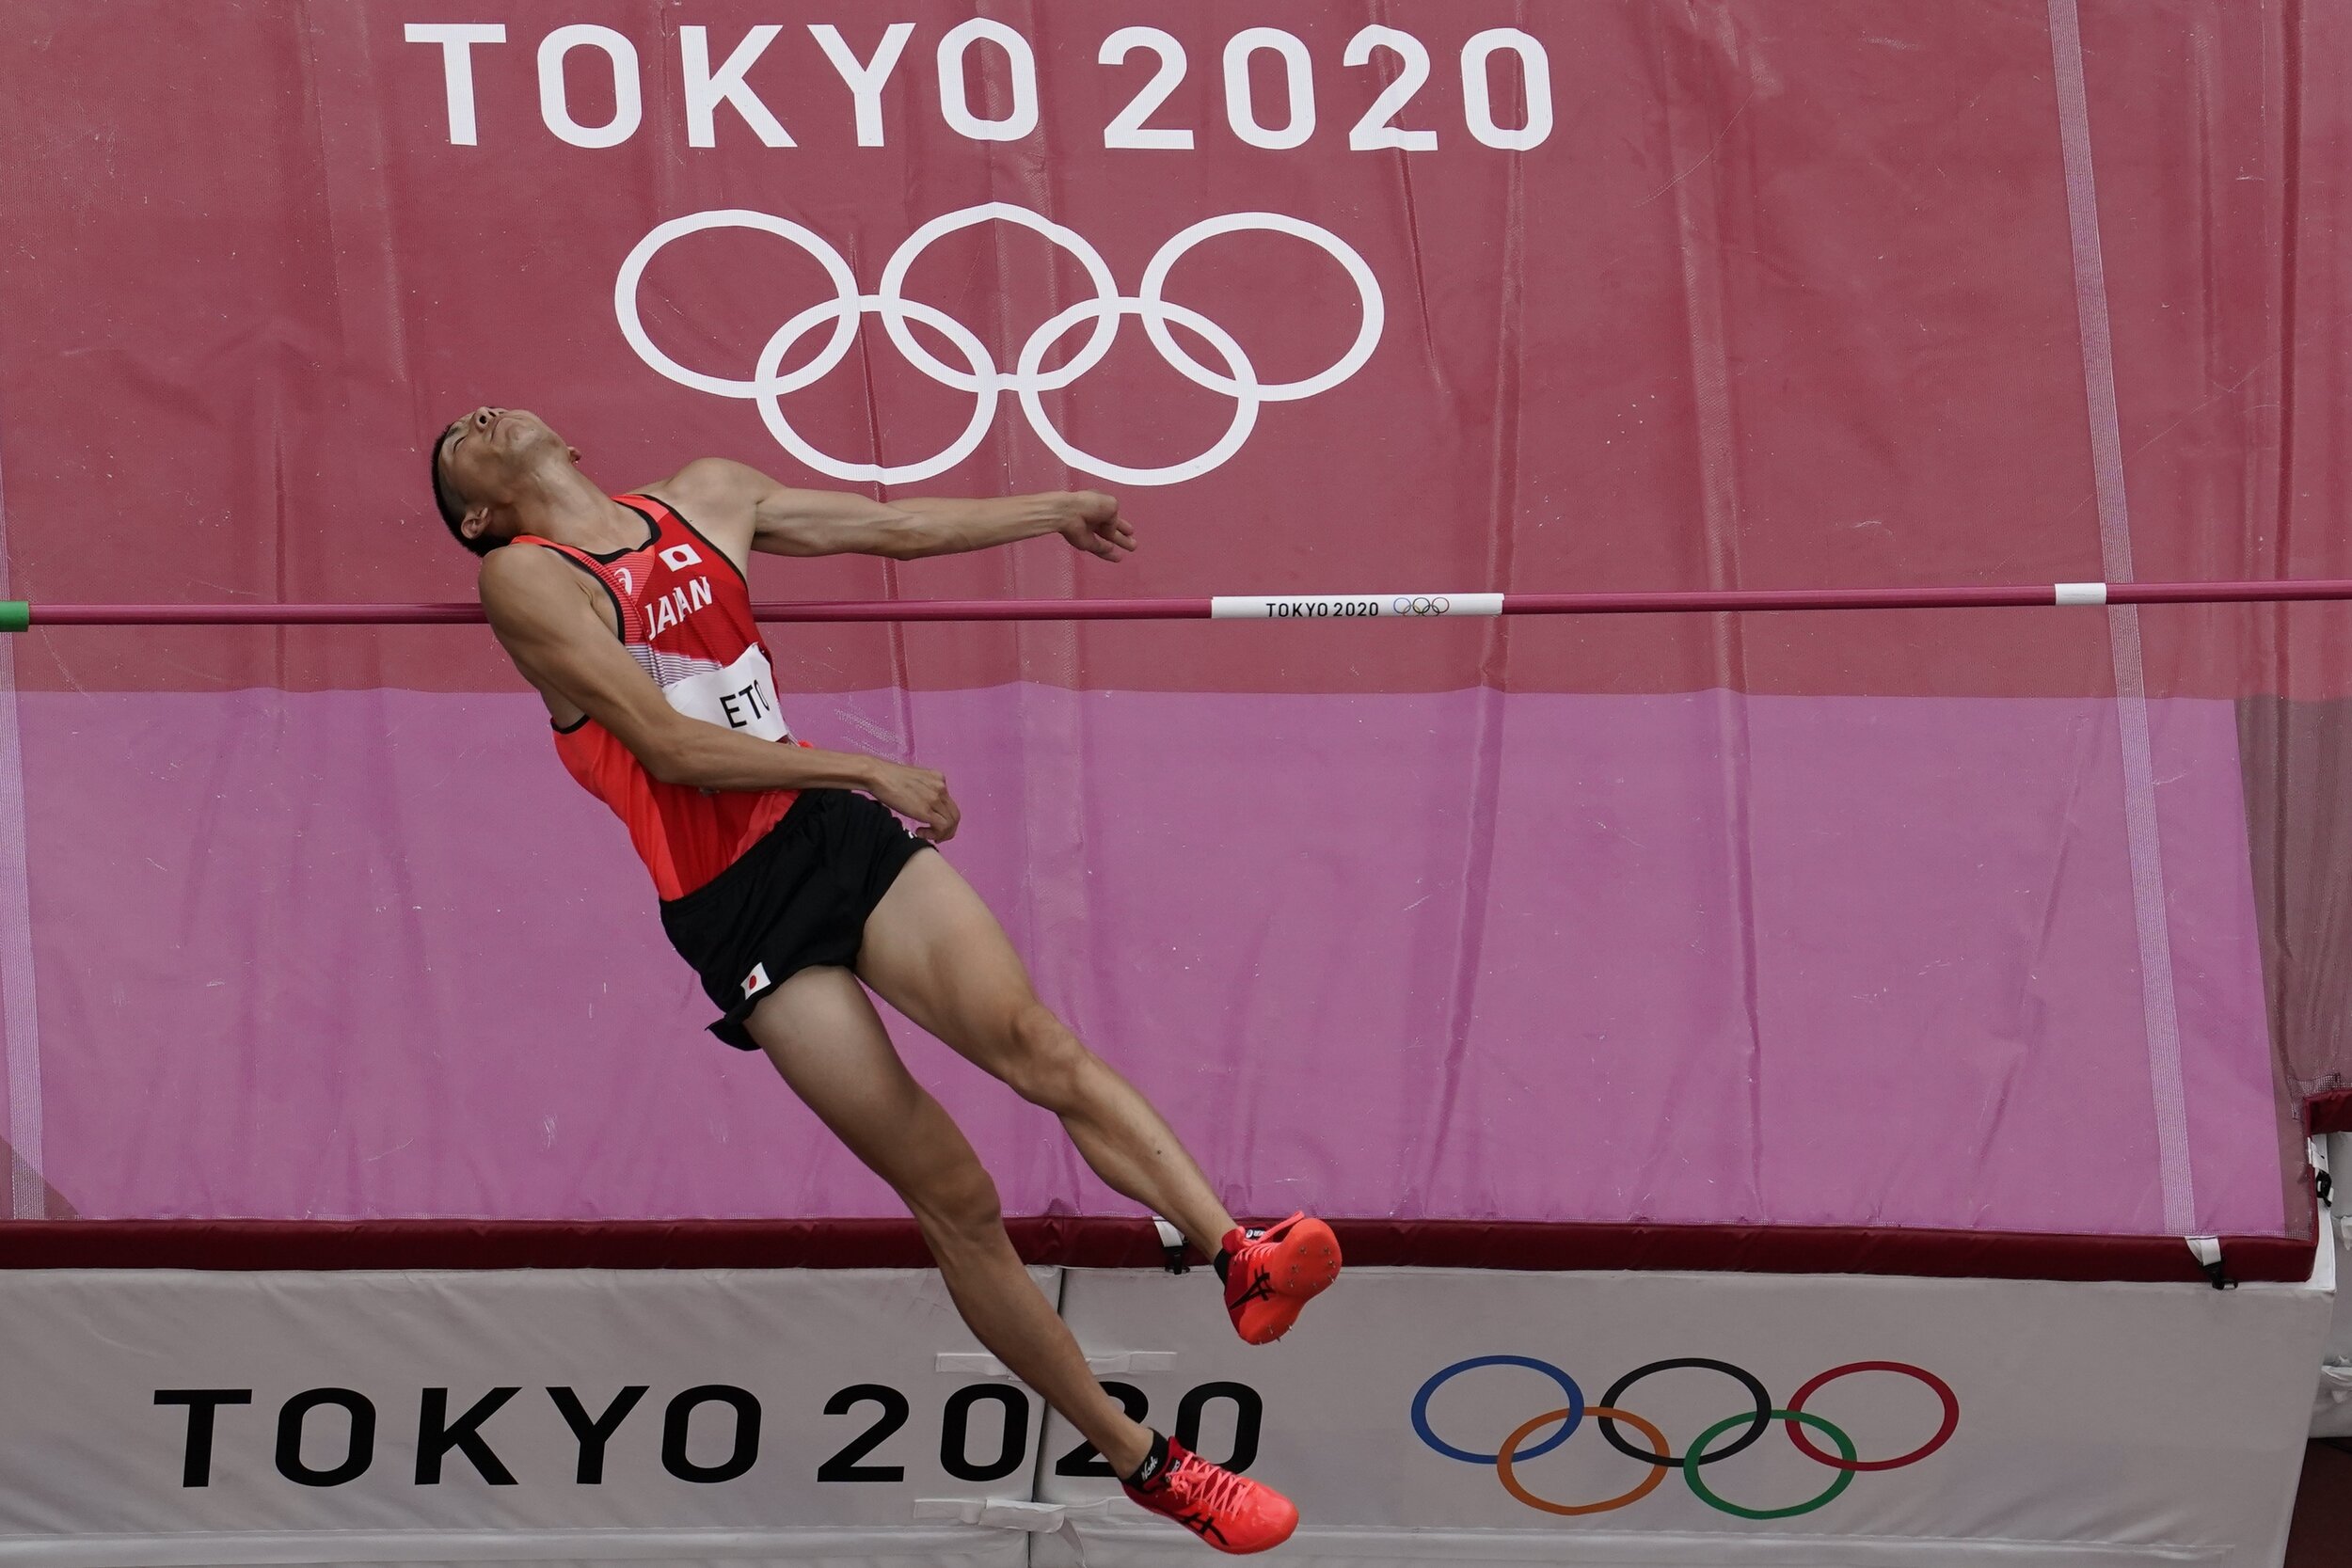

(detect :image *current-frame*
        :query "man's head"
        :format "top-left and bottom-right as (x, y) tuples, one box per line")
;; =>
(430, 406), (579, 554)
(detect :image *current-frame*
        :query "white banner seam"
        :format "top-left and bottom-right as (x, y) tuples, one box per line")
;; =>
(2045, 0), (2198, 1238)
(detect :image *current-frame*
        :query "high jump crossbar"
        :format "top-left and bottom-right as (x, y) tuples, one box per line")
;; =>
(7, 579), (2352, 630)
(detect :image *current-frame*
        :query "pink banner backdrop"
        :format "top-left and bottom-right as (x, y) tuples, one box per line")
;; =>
(2, 3), (2346, 1256)
(17, 687), (2283, 1237)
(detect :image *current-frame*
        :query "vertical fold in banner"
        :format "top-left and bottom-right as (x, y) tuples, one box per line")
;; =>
(1654, 7), (1767, 1199)
(2046, 0), (2199, 1236)
(0, 413), (45, 1218)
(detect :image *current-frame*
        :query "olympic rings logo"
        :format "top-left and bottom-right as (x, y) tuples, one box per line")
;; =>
(1391, 595), (1450, 615)
(1411, 1355), (1959, 1519)
(614, 202), (1384, 488)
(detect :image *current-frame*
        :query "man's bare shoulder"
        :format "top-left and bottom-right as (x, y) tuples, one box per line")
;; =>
(475, 539), (575, 610)
(644, 456), (769, 510)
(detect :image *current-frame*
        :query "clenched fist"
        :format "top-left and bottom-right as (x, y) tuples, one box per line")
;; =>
(866, 760), (961, 842)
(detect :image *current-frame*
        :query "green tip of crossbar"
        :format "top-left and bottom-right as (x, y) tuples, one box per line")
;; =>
(0, 602), (26, 634)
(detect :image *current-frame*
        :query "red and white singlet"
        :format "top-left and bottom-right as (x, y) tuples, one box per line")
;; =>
(516, 495), (799, 900)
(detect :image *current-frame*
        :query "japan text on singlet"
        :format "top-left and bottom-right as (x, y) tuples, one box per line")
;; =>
(516, 496), (799, 900)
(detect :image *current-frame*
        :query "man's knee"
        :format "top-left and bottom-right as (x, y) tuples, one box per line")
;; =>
(910, 1158), (1005, 1256)
(1000, 1003), (1092, 1111)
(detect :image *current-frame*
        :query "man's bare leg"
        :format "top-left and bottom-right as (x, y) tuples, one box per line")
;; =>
(854, 851), (1238, 1259)
(745, 967), (1154, 1477)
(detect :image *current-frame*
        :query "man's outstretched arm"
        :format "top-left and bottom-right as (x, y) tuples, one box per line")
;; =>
(477, 545), (961, 838)
(656, 457), (1136, 563)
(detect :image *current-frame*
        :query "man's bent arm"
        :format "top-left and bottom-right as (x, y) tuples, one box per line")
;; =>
(477, 547), (959, 836)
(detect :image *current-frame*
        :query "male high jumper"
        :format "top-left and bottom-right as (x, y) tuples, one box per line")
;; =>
(432, 405), (1338, 1553)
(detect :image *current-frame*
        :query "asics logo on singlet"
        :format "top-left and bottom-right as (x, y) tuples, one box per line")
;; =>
(614, 203), (1385, 487)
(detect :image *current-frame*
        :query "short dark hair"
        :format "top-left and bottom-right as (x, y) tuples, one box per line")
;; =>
(431, 423), (497, 556)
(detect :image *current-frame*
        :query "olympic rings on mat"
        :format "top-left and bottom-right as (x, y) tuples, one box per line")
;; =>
(1597, 1358), (1772, 1469)
(1684, 1409), (1855, 1519)
(613, 202), (1385, 487)
(1785, 1361), (1961, 1472)
(1410, 1354), (1957, 1519)
(1390, 595), (1451, 615)
(1496, 1406), (1669, 1516)
(1411, 1354), (1583, 1465)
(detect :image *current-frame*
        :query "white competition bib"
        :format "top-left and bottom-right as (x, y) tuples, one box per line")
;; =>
(660, 643), (792, 743)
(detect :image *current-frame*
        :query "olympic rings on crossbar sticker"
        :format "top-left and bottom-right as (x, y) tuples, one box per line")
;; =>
(613, 202), (1384, 487)
(1410, 1354), (1958, 1519)
(1390, 595), (1451, 615)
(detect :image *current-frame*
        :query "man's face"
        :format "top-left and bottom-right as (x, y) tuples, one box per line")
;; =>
(435, 405), (567, 541)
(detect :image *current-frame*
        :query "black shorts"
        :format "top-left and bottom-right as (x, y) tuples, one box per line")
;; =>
(660, 788), (932, 1051)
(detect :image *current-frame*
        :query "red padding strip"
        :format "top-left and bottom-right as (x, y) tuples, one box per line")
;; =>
(0, 1217), (2314, 1281)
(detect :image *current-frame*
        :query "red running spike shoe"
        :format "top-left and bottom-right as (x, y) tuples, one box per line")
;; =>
(1221, 1212), (1343, 1345)
(1123, 1434), (1299, 1554)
